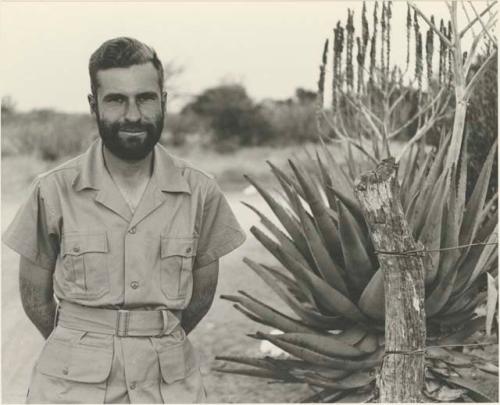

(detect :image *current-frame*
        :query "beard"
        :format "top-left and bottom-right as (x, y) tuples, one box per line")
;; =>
(96, 112), (164, 161)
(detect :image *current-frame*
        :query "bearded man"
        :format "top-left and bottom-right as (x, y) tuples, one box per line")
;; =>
(3, 37), (246, 404)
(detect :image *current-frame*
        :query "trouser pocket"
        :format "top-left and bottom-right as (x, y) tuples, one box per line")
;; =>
(153, 334), (206, 404)
(27, 328), (113, 404)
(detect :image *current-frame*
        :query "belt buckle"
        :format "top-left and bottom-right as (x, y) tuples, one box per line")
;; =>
(116, 309), (130, 337)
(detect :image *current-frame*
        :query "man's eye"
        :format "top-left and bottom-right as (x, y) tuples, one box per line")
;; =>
(138, 94), (157, 102)
(106, 96), (125, 104)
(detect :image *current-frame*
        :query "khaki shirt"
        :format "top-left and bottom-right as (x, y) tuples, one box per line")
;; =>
(4, 139), (246, 309)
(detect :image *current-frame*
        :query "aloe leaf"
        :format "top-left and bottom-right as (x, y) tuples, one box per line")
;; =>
(420, 170), (451, 285)
(303, 370), (375, 390)
(255, 332), (382, 371)
(335, 326), (368, 345)
(436, 370), (496, 402)
(213, 367), (295, 381)
(267, 161), (305, 209)
(354, 332), (379, 354)
(252, 226), (367, 321)
(358, 269), (385, 321)
(452, 243), (486, 295)
(400, 144), (420, 210)
(250, 226), (317, 300)
(232, 304), (275, 329)
(245, 174), (313, 263)
(261, 264), (311, 303)
(327, 184), (366, 229)
(414, 168), (447, 241)
(475, 197), (498, 243)
(276, 332), (368, 359)
(244, 258), (346, 330)
(407, 151), (434, 207)
(444, 290), (487, 317)
(459, 140), (497, 247)
(431, 308), (476, 327)
(425, 171), (461, 316)
(316, 151), (338, 210)
(320, 140), (354, 198)
(435, 316), (485, 345)
(465, 223), (498, 290)
(288, 191), (349, 295)
(221, 292), (316, 334)
(215, 356), (282, 371)
(337, 199), (375, 294)
(289, 159), (345, 266)
(485, 273), (498, 337)
(242, 202), (310, 269)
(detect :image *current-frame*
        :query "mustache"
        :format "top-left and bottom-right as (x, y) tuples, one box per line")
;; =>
(112, 122), (154, 132)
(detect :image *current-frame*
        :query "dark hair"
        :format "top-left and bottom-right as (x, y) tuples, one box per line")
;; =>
(89, 37), (164, 95)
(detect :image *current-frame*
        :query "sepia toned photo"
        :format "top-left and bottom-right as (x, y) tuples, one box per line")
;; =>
(1, 1), (498, 403)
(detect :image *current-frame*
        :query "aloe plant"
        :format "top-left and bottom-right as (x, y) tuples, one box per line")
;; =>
(216, 2), (498, 401)
(217, 135), (497, 402)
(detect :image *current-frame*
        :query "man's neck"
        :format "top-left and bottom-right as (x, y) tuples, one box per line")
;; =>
(102, 146), (153, 187)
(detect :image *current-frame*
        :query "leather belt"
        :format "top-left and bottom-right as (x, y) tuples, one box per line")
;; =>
(56, 301), (182, 337)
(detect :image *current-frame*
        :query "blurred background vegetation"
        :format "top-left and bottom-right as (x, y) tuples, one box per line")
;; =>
(1, 53), (496, 195)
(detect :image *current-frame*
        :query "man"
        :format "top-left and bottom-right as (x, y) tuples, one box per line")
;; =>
(3, 37), (246, 403)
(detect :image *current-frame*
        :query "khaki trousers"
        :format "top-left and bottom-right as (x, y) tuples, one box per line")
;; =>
(26, 320), (206, 403)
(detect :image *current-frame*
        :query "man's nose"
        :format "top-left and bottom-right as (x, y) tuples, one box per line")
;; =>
(124, 100), (141, 122)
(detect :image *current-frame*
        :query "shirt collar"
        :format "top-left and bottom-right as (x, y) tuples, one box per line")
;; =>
(73, 138), (191, 194)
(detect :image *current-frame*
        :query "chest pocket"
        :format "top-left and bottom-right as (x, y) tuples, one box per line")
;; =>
(160, 236), (197, 300)
(61, 232), (109, 299)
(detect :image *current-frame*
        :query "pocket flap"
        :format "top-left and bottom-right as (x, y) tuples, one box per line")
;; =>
(158, 340), (198, 384)
(158, 343), (186, 384)
(161, 237), (197, 259)
(63, 232), (108, 256)
(37, 340), (113, 383)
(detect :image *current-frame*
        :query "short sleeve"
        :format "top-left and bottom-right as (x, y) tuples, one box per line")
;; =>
(2, 179), (60, 270)
(195, 180), (246, 268)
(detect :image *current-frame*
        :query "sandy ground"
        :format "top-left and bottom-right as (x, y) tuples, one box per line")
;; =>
(1, 174), (314, 403)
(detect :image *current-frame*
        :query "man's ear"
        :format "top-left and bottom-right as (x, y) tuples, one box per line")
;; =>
(88, 94), (97, 115)
(161, 91), (168, 112)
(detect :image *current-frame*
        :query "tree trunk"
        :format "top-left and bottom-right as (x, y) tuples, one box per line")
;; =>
(355, 158), (427, 403)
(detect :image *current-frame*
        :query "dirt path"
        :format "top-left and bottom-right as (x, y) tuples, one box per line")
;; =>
(1, 189), (313, 403)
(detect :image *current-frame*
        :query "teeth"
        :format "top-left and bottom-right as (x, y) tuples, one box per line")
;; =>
(120, 130), (146, 136)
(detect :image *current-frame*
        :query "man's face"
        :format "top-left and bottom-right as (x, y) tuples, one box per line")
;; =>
(90, 63), (165, 161)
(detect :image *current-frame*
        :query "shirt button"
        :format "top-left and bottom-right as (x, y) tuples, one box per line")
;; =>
(130, 281), (139, 289)
(62, 367), (69, 375)
(130, 382), (136, 390)
(186, 247), (192, 254)
(72, 246), (80, 253)
(128, 227), (136, 234)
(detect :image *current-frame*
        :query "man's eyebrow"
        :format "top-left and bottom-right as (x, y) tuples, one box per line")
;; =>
(137, 91), (159, 98)
(102, 93), (125, 101)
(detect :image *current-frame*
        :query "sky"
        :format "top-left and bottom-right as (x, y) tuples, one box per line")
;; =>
(1, 1), (482, 113)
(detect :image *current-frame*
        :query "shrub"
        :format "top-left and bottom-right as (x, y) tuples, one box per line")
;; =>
(1, 110), (97, 161)
(182, 83), (274, 147)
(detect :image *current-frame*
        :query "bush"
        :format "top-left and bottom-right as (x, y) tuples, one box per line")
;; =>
(182, 83), (274, 148)
(1, 110), (97, 161)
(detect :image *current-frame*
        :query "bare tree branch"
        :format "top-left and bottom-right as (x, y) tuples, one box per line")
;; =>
(409, 1), (452, 47)
(459, 0), (498, 38)
(468, 1), (497, 46)
(464, 15), (497, 76)
(388, 88), (447, 139)
(465, 49), (498, 98)
(343, 94), (384, 140)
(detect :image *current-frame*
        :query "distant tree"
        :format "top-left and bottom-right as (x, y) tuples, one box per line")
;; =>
(182, 84), (273, 149)
(294, 88), (317, 104)
(1, 96), (16, 115)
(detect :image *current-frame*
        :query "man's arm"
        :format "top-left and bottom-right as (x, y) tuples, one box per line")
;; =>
(181, 260), (219, 335)
(19, 256), (57, 339)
